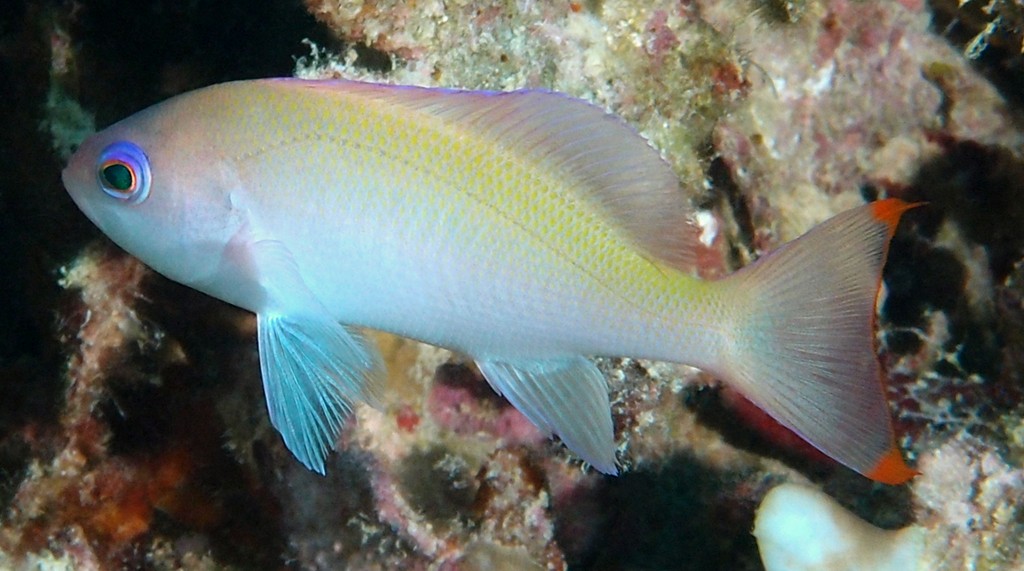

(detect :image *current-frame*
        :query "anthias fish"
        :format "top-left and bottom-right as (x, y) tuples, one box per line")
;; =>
(62, 79), (916, 484)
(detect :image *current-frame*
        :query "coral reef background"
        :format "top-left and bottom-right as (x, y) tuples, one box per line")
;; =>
(1, 0), (1023, 569)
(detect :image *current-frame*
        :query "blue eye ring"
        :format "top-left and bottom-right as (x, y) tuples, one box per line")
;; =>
(96, 141), (151, 204)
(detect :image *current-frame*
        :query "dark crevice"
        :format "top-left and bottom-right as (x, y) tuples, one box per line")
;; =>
(927, 0), (1024, 110)
(707, 156), (756, 266)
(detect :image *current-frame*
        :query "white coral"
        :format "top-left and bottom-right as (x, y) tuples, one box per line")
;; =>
(754, 484), (925, 571)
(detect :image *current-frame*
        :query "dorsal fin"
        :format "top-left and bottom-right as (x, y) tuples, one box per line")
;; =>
(273, 78), (701, 271)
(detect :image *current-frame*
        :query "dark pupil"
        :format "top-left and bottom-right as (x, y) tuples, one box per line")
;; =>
(102, 163), (133, 191)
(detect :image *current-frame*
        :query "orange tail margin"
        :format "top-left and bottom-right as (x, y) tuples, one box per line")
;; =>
(867, 447), (919, 485)
(867, 198), (923, 485)
(870, 198), (925, 236)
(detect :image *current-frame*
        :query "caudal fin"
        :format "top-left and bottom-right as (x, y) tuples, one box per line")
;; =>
(718, 199), (919, 484)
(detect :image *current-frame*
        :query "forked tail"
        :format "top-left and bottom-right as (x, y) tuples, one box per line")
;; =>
(718, 199), (919, 484)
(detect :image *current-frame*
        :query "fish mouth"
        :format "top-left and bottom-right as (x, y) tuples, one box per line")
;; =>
(60, 165), (73, 191)
(61, 164), (84, 205)
(61, 162), (100, 227)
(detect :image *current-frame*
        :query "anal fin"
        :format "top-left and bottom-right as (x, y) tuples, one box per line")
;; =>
(476, 356), (617, 474)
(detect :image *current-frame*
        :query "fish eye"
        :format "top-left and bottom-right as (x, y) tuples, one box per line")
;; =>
(96, 141), (151, 204)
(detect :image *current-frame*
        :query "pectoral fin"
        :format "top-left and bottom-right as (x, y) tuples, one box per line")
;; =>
(242, 238), (384, 474)
(258, 312), (384, 474)
(476, 356), (617, 474)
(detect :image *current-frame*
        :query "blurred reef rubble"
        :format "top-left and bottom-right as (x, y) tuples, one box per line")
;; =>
(1, 0), (1023, 569)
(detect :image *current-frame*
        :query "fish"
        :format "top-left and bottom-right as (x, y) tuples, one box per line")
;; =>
(62, 78), (917, 484)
